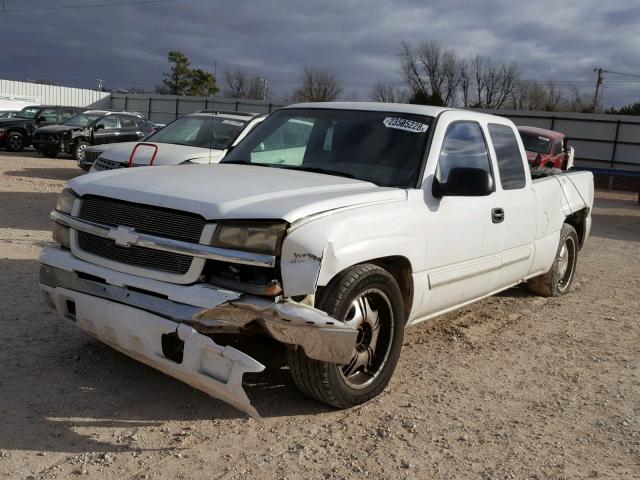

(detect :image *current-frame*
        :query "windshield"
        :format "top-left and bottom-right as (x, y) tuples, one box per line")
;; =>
(17, 106), (41, 119)
(146, 115), (247, 149)
(63, 113), (102, 127)
(520, 132), (552, 154)
(221, 109), (432, 188)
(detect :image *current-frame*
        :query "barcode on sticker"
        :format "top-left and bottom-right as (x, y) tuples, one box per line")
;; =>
(383, 117), (428, 133)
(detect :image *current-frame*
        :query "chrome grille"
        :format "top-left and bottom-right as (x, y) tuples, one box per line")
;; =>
(77, 231), (193, 275)
(93, 157), (126, 171)
(79, 195), (207, 243)
(76, 196), (208, 276)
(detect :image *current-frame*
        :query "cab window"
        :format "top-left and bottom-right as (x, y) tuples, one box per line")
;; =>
(436, 121), (492, 183)
(488, 123), (526, 190)
(98, 116), (119, 129)
(119, 116), (136, 128)
(39, 108), (58, 122)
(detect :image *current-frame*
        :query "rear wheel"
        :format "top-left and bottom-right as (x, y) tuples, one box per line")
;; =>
(6, 132), (25, 152)
(73, 141), (90, 161)
(528, 224), (578, 297)
(288, 264), (405, 408)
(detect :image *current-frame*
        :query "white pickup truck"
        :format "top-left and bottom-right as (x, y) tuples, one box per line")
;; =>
(39, 102), (594, 418)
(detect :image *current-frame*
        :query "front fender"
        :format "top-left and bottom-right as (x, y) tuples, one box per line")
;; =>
(280, 201), (418, 297)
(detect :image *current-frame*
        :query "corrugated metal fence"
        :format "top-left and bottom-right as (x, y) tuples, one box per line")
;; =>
(109, 93), (284, 125)
(0, 79), (110, 108)
(111, 94), (640, 172)
(481, 109), (640, 172)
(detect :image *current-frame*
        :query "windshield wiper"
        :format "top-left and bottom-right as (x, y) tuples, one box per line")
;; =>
(275, 165), (356, 179)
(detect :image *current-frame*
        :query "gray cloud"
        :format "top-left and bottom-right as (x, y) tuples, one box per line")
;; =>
(1, 0), (639, 106)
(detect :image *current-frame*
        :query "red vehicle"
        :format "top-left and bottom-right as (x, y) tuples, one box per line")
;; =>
(518, 126), (573, 170)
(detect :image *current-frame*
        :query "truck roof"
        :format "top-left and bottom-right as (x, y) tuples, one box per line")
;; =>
(517, 125), (565, 140)
(283, 102), (513, 124)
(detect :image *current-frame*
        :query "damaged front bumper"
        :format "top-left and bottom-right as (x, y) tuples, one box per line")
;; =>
(39, 247), (357, 418)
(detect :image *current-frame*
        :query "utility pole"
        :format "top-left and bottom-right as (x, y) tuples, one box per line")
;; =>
(260, 78), (269, 101)
(593, 67), (604, 110)
(96, 79), (105, 91)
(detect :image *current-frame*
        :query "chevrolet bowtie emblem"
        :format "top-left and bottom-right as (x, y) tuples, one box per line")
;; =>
(107, 226), (139, 247)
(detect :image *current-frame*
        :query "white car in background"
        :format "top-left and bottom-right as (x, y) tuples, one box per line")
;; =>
(88, 110), (265, 172)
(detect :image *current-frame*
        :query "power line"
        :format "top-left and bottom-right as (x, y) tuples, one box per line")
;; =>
(1, 0), (177, 13)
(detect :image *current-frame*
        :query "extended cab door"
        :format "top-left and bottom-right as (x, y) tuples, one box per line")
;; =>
(418, 113), (505, 317)
(485, 122), (537, 287)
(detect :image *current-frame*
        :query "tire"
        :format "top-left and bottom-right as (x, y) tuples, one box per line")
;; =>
(528, 224), (578, 297)
(6, 132), (25, 152)
(73, 141), (91, 161)
(287, 263), (405, 408)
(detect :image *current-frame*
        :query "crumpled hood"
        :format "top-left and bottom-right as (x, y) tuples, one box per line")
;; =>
(98, 142), (222, 166)
(35, 124), (79, 135)
(70, 164), (406, 222)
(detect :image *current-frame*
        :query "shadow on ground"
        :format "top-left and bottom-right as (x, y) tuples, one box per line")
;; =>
(4, 166), (82, 182)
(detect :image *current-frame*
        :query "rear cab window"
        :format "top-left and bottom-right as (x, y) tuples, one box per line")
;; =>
(488, 123), (526, 190)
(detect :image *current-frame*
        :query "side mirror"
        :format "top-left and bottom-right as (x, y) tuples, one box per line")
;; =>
(432, 167), (494, 198)
(94, 124), (105, 131)
(36, 116), (47, 122)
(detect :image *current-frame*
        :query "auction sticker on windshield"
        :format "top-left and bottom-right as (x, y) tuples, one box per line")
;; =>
(222, 120), (244, 127)
(383, 117), (429, 133)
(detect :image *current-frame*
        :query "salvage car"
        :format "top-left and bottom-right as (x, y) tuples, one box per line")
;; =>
(518, 126), (574, 170)
(39, 103), (594, 418)
(0, 105), (83, 152)
(33, 110), (157, 161)
(88, 110), (265, 172)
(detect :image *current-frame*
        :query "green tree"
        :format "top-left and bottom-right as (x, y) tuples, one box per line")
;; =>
(607, 101), (640, 116)
(162, 51), (192, 95)
(187, 68), (219, 96)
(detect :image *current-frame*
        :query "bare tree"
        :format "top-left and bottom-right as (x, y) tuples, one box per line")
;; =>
(293, 66), (343, 102)
(511, 80), (562, 111)
(470, 55), (519, 108)
(561, 86), (596, 113)
(369, 82), (408, 103)
(399, 40), (460, 106)
(223, 68), (265, 100)
(458, 59), (472, 108)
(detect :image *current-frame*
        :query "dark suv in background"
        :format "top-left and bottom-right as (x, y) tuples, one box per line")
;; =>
(33, 110), (157, 161)
(0, 105), (84, 152)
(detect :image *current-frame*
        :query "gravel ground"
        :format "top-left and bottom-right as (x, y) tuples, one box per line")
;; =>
(0, 151), (639, 480)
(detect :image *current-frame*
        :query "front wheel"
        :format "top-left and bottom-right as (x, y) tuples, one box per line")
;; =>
(73, 141), (90, 161)
(288, 264), (405, 408)
(528, 223), (578, 297)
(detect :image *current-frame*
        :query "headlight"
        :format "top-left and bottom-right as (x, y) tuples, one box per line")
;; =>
(55, 188), (78, 214)
(211, 222), (287, 255)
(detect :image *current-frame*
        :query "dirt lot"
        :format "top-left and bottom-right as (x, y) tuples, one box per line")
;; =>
(0, 151), (638, 480)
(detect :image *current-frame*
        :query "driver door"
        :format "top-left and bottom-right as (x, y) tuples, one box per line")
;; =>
(418, 116), (503, 317)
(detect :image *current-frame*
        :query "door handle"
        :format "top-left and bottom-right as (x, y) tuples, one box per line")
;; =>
(491, 208), (504, 224)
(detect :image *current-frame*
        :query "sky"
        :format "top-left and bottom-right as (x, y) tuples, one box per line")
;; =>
(2, 0), (640, 108)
